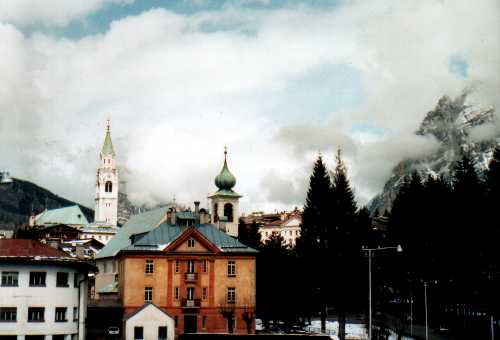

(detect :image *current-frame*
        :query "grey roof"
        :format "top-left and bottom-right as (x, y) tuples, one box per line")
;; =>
(95, 206), (169, 259)
(123, 222), (257, 254)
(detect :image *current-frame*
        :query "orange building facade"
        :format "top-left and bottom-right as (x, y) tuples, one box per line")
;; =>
(117, 223), (257, 335)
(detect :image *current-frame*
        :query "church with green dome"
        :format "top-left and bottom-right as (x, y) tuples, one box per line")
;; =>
(209, 147), (242, 237)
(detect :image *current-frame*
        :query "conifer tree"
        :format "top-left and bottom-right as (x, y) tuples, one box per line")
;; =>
(297, 155), (332, 331)
(330, 149), (358, 340)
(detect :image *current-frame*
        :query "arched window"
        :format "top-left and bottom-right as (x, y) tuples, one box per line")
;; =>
(224, 203), (233, 222)
(105, 181), (112, 193)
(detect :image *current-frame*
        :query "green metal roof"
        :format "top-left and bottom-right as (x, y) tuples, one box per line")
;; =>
(101, 126), (115, 156)
(35, 205), (89, 226)
(95, 206), (169, 259)
(176, 211), (195, 220)
(208, 189), (242, 198)
(125, 222), (257, 254)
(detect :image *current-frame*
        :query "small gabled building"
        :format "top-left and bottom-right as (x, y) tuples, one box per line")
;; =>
(124, 303), (175, 340)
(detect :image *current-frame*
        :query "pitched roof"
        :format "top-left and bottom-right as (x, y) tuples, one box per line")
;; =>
(0, 239), (96, 270)
(95, 206), (169, 259)
(123, 222), (257, 254)
(125, 303), (174, 321)
(35, 205), (89, 226)
(0, 239), (73, 258)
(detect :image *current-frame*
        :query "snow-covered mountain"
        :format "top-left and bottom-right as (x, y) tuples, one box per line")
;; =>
(369, 92), (498, 214)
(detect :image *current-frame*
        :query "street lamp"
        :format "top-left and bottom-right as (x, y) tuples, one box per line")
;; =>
(363, 245), (403, 340)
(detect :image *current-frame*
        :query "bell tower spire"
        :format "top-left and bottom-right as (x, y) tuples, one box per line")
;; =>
(209, 147), (241, 237)
(94, 120), (119, 226)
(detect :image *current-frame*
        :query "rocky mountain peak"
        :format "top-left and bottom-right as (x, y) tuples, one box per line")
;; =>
(369, 92), (498, 214)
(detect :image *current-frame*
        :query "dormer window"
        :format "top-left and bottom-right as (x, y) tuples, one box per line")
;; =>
(187, 239), (195, 248)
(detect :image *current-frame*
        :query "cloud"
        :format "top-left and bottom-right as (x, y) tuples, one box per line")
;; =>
(0, 0), (134, 27)
(0, 0), (498, 214)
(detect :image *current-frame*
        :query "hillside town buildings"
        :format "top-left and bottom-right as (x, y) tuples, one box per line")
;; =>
(0, 239), (95, 340)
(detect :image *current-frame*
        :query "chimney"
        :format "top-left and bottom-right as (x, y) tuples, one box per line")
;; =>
(194, 201), (200, 226)
(171, 207), (176, 225)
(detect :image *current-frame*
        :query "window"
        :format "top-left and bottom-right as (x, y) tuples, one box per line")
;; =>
(105, 181), (113, 193)
(227, 287), (236, 304)
(29, 272), (46, 286)
(175, 260), (180, 273)
(145, 260), (154, 274)
(1, 272), (18, 286)
(202, 260), (208, 273)
(186, 260), (195, 273)
(55, 307), (67, 322)
(202, 316), (207, 331)
(28, 307), (44, 322)
(56, 272), (69, 287)
(53, 336), (65, 340)
(112, 260), (117, 272)
(187, 287), (195, 300)
(158, 326), (168, 340)
(224, 203), (233, 222)
(74, 273), (78, 288)
(187, 238), (195, 248)
(145, 287), (153, 302)
(174, 287), (179, 300)
(0, 307), (16, 322)
(134, 326), (144, 340)
(103, 261), (108, 273)
(227, 261), (236, 277)
(73, 307), (78, 321)
(202, 287), (208, 300)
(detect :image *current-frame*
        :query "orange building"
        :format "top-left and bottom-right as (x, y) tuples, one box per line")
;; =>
(115, 211), (257, 334)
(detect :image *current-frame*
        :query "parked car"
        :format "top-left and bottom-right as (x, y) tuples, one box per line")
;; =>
(107, 326), (120, 335)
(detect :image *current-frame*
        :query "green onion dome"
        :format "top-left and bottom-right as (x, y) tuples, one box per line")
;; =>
(215, 148), (236, 190)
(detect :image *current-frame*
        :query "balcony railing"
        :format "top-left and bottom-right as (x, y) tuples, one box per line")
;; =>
(182, 298), (201, 308)
(184, 272), (198, 282)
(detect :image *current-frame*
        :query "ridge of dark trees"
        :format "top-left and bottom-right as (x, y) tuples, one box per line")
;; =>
(240, 146), (500, 339)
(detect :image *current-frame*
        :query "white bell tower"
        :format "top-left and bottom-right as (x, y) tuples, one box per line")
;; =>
(94, 120), (119, 226)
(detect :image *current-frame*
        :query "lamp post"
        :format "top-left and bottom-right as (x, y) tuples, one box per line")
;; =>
(424, 282), (428, 340)
(363, 245), (403, 340)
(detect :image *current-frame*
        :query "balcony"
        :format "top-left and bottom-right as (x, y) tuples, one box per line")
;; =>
(184, 272), (198, 282)
(182, 298), (201, 309)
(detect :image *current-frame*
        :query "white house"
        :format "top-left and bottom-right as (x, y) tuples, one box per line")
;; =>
(0, 239), (95, 340)
(124, 303), (175, 340)
(259, 211), (302, 247)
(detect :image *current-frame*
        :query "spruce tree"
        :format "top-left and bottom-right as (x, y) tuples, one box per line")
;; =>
(297, 155), (332, 330)
(330, 149), (358, 340)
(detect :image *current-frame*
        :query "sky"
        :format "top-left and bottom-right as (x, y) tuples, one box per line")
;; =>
(0, 0), (499, 214)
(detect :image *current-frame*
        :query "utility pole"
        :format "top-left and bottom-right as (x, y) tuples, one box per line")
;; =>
(424, 282), (428, 340)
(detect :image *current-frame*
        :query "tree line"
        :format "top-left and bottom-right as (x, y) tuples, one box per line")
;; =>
(239, 146), (500, 339)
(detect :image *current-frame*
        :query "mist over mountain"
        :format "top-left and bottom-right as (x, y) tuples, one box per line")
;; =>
(370, 91), (499, 214)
